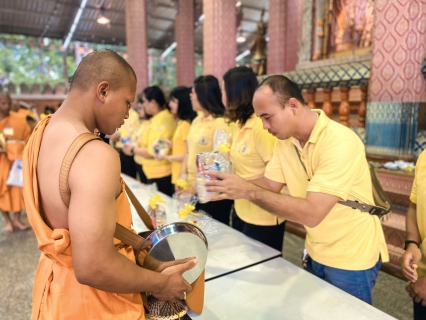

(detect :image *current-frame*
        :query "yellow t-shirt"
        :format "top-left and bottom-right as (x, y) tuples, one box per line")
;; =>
(231, 116), (282, 226)
(410, 150), (426, 276)
(115, 108), (140, 149)
(171, 120), (191, 184)
(134, 119), (151, 165)
(187, 114), (234, 185)
(141, 109), (176, 179)
(265, 109), (389, 270)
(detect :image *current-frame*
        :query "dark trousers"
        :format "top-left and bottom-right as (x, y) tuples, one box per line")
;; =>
(135, 163), (148, 184)
(119, 150), (137, 179)
(232, 210), (285, 252)
(414, 301), (426, 320)
(195, 200), (233, 226)
(147, 175), (174, 197)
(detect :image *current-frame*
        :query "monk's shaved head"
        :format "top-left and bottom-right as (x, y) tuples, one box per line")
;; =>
(70, 49), (136, 92)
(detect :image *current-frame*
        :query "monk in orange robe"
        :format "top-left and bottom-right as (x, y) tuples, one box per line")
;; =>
(23, 50), (196, 320)
(0, 92), (31, 233)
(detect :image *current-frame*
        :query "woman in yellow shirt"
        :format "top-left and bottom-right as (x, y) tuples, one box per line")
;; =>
(222, 66), (285, 251)
(133, 93), (151, 183)
(158, 87), (197, 188)
(123, 86), (176, 196)
(181, 75), (234, 225)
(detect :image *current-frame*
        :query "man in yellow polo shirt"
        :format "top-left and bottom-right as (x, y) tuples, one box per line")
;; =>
(206, 75), (388, 304)
(402, 149), (426, 319)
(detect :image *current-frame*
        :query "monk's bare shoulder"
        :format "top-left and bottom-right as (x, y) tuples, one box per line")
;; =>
(69, 139), (121, 195)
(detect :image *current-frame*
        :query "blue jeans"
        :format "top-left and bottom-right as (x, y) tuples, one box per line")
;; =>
(304, 257), (381, 304)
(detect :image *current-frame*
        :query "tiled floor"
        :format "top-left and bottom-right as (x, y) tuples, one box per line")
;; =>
(0, 212), (413, 320)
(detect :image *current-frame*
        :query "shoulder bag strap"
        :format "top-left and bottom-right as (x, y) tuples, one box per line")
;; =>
(125, 183), (155, 231)
(293, 145), (389, 217)
(58, 132), (146, 249)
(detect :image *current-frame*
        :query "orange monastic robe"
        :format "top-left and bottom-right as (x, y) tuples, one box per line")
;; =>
(0, 111), (31, 212)
(23, 117), (145, 320)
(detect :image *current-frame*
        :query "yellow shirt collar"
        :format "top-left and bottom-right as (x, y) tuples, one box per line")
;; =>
(292, 109), (329, 148)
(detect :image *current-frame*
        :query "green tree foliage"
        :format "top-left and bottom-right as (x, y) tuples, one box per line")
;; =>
(0, 34), (76, 88)
(0, 33), (204, 93)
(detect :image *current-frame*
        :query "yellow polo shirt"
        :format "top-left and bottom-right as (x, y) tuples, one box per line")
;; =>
(134, 119), (151, 165)
(265, 109), (388, 270)
(231, 116), (283, 226)
(115, 108), (140, 149)
(187, 114), (234, 185)
(171, 120), (191, 184)
(140, 109), (176, 179)
(410, 150), (426, 276)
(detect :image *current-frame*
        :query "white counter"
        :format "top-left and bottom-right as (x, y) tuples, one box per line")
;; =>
(121, 174), (281, 281)
(122, 175), (394, 319)
(189, 257), (396, 320)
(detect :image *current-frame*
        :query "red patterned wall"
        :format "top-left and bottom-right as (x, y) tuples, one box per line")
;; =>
(267, 0), (303, 74)
(370, 0), (426, 102)
(125, 0), (149, 95)
(176, 0), (195, 86)
(203, 0), (237, 80)
(284, 0), (303, 71)
(267, 0), (286, 74)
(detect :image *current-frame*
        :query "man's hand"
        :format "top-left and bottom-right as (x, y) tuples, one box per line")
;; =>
(406, 278), (426, 306)
(152, 258), (198, 301)
(122, 144), (133, 156)
(402, 244), (422, 282)
(205, 171), (254, 201)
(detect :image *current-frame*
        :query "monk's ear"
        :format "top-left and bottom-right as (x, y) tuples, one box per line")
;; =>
(96, 81), (110, 103)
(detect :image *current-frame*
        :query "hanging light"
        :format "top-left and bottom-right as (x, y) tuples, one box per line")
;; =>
(97, 8), (110, 24)
(236, 30), (246, 43)
(97, 15), (110, 24)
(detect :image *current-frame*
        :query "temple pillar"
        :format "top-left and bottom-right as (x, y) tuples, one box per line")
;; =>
(203, 0), (236, 80)
(366, 0), (426, 157)
(176, 0), (195, 86)
(125, 0), (149, 96)
(268, 0), (303, 74)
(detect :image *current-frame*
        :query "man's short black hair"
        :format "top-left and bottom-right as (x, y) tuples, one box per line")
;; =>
(258, 75), (305, 107)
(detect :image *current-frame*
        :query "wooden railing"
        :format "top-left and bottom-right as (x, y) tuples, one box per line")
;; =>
(302, 85), (369, 128)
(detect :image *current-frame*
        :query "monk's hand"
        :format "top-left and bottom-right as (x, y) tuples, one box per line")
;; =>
(205, 171), (253, 201)
(144, 256), (196, 273)
(402, 245), (421, 282)
(152, 258), (197, 301)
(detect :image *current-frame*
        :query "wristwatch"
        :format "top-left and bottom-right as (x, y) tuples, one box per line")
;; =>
(404, 240), (420, 251)
(130, 147), (135, 156)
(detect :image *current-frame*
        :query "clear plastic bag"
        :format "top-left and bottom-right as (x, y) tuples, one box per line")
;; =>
(152, 138), (170, 157)
(196, 152), (233, 203)
(147, 185), (167, 229)
(175, 196), (218, 236)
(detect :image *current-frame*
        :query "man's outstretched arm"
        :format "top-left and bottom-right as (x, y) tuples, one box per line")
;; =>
(206, 172), (338, 228)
